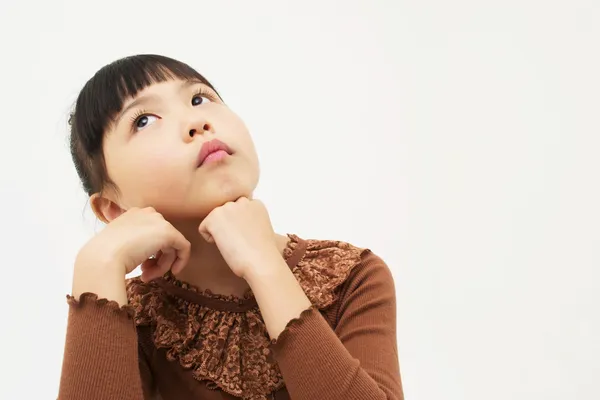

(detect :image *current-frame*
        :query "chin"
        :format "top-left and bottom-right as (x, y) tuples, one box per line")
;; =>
(187, 184), (256, 217)
(153, 172), (258, 219)
(212, 184), (254, 206)
(208, 170), (258, 203)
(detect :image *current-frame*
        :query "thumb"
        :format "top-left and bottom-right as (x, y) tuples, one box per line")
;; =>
(198, 222), (214, 243)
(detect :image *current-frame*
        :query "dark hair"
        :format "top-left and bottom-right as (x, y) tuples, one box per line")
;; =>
(69, 54), (220, 196)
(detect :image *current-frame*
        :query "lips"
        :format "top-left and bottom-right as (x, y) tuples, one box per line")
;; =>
(197, 139), (233, 167)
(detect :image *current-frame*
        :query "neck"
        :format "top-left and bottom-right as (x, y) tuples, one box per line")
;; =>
(165, 218), (289, 298)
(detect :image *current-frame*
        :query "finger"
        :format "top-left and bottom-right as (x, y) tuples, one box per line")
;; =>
(198, 219), (214, 243)
(171, 249), (190, 275)
(151, 250), (163, 261)
(142, 252), (175, 282)
(140, 249), (162, 270)
(156, 249), (176, 275)
(143, 247), (177, 282)
(167, 231), (191, 274)
(171, 255), (187, 275)
(140, 257), (158, 273)
(199, 230), (214, 243)
(140, 257), (159, 282)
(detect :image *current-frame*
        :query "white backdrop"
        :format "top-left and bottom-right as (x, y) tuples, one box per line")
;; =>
(0, 1), (598, 399)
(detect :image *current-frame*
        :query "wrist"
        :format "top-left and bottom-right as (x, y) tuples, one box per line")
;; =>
(243, 256), (312, 339)
(72, 251), (128, 306)
(243, 253), (290, 287)
(75, 246), (126, 275)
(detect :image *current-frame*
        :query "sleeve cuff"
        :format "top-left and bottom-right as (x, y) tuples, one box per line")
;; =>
(66, 292), (135, 320)
(269, 304), (341, 367)
(269, 304), (320, 350)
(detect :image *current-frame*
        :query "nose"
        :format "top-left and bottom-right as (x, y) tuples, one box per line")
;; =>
(185, 115), (214, 140)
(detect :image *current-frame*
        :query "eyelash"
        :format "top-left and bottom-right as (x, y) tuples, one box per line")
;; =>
(129, 108), (151, 129)
(192, 87), (216, 103)
(128, 87), (216, 131)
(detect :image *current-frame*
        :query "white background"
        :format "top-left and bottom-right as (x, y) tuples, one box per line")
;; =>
(0, 1), (598, 399)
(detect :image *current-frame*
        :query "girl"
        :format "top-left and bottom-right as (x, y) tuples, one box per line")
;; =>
(59, 54), (403, 400)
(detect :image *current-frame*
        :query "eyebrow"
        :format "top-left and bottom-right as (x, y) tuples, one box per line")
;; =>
(114, 79), (207, 127)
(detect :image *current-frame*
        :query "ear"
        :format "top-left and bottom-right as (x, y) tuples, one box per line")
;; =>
(90, 193), (125, 223)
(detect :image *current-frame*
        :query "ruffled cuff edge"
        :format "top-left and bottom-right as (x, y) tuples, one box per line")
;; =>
(269, 304), (320, 349)
(66, 292), (135, 319)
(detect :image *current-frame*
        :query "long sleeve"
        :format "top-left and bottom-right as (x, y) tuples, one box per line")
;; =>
(58, 293), (155, 400)
(270, 251), (403, 400)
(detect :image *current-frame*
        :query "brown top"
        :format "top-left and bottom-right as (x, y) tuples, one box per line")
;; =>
(58, 234), (403, 400)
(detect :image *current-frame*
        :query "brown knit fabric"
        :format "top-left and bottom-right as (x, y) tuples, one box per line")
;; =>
(58, 234), (403, 400)
(125, 234), (364, 399)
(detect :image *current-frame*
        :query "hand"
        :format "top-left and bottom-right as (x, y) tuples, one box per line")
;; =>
(76, 207), (191, 282)
(198, 197), (281, 280)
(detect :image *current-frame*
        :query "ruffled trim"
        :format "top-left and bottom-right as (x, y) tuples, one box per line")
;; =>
(287, 234), (366, 308)
(127, 234), (366, 399)
(66, 292), (135, 319)
(127, 279), (281, 399)
(269, 305), (320, 347)
(162, 271), (255, 304)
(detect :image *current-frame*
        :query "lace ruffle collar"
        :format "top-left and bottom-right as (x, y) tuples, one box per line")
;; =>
(126, 234), (365, 399)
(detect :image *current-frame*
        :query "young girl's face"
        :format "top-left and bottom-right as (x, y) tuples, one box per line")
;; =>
(101, 78), (259, 220)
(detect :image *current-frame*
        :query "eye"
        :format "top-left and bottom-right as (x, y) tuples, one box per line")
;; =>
(132, 114), (158, 131)
(192, 94), (211, 106)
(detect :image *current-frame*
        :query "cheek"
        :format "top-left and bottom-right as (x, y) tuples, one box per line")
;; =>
(228, 119), (258, 162)
(142, 147), (176, 170)
(113, 144), (187, 192)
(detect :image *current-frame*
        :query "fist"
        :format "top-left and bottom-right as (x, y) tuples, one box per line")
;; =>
(198, 197), (280, 279)
(76, 207), (191, 282)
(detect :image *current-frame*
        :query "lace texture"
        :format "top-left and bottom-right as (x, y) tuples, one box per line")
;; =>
(126, 234), (365, 399)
